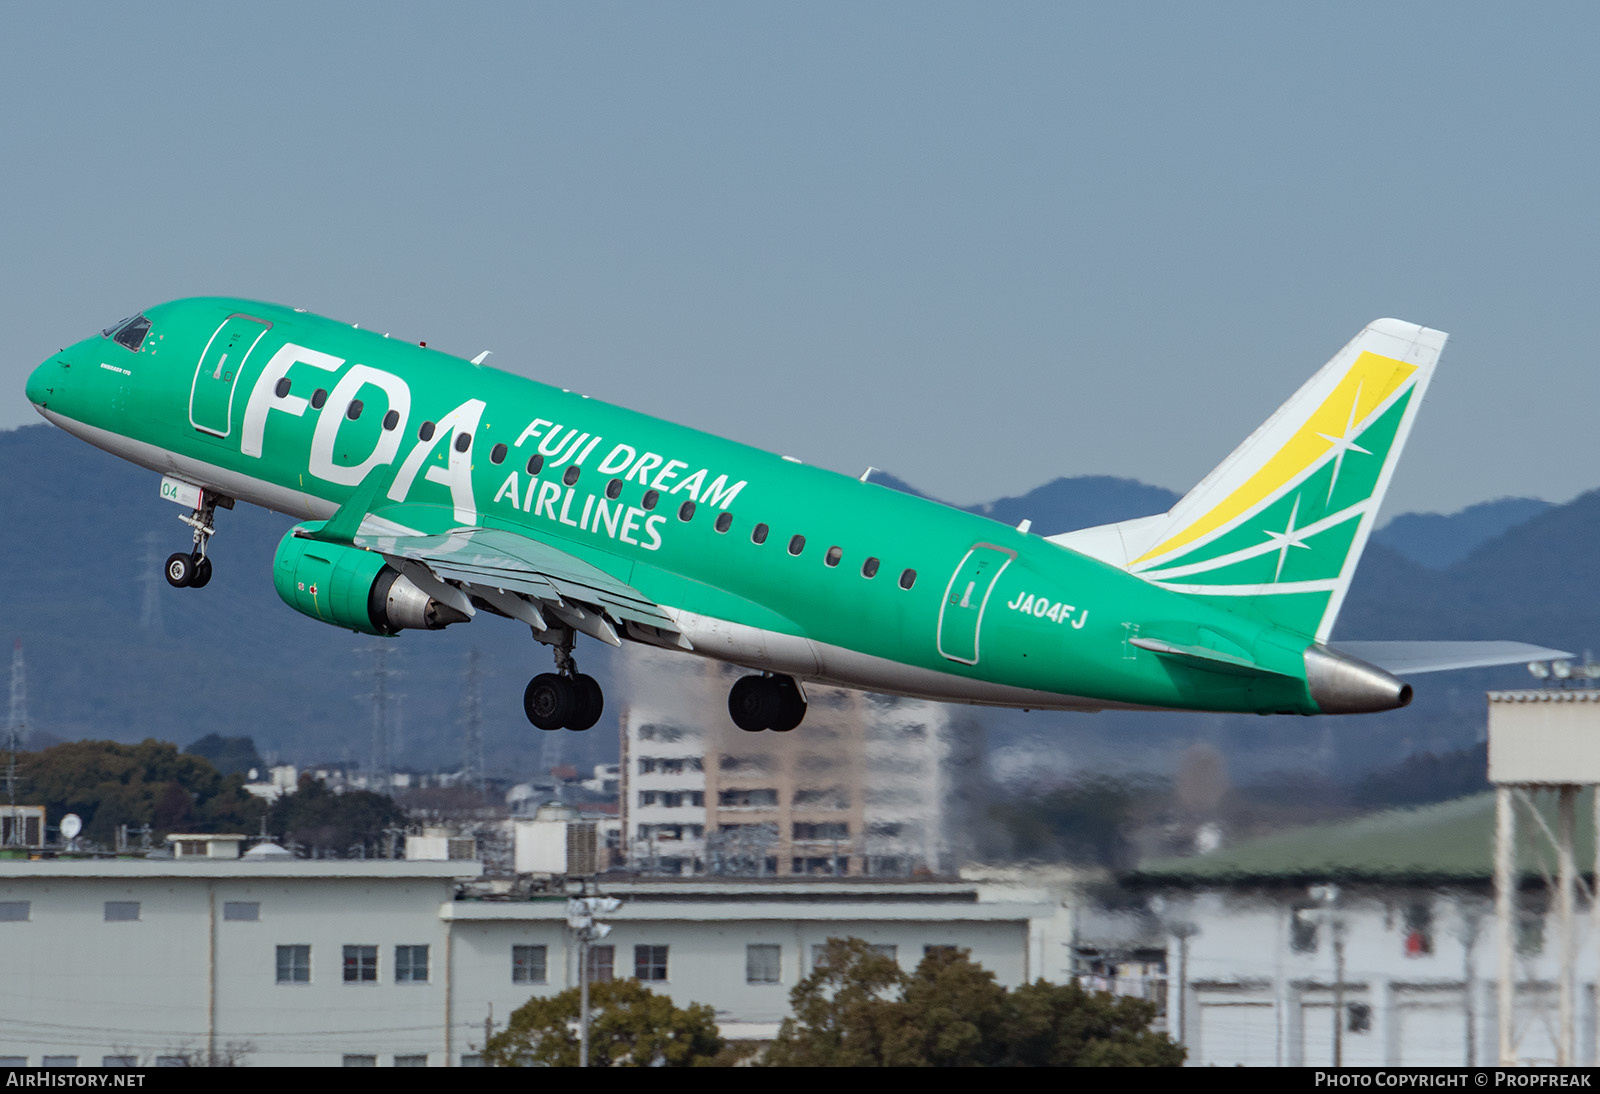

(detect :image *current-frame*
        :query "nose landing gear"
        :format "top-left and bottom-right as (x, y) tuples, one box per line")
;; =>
(162, 491), (230, 589)
(523, 627), (604, 731)
(729, 673), (807, 732)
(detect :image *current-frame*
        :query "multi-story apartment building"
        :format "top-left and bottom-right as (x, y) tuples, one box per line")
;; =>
(618, 647), (984, 877)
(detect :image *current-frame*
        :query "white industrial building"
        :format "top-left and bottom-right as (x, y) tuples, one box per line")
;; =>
(0, 857), (1055, 1066)
(1132, 790), (1590, 1066)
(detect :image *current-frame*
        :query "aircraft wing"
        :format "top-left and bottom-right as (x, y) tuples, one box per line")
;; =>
(1329, 641), (1572, 675)
(300, 464), (689, 649)
(351, 523), (683, 648)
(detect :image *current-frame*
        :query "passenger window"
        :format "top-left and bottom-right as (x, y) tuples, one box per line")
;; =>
(454, 432), (472, 453)
(346, 400), (363, 420)
(382, 410), (399, 431)
(862, 557), (880, 578)
(563, 466), (581, 486)
(419, 421), (436, 442)
(752, 523), (769, 545)
(715, 512), (732, 534)
(490, 443), (507, 465)
(606, 479), (622, 499)
(274, 378), (292, 399)
(679, 501), (695, 522)
(899, 569), (917, 590)
(526, 453), (543, 475)
(642, 489), (659, 510)
(310, 389), (328, 410)
(788, 535), (806, 557)
(824, 546), (842, 567)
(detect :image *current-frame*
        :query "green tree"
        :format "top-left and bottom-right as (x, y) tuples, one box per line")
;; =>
(184, 734), (264, 778)
(1001, 979), (1184, 1067)
(19, 738), (263, 844)
(483, 979), (722, 1067)
(265, 774), (407, 855)
(766, 938), (906, 1066)
(764, 938), (1183, 1067)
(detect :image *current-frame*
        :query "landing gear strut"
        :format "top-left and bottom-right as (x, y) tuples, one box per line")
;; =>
(729, 674), (807, 732)
(163, 491), (230, 589)
(523, 626), (604, 732)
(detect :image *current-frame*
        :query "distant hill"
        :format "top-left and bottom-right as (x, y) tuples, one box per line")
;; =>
(0, 423), (1582, 788)
(1373, 497), (1551, 569)
(873, 471), (1178, 536)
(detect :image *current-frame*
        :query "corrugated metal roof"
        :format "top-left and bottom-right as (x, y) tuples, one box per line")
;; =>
(1127, 789), (1595, 886)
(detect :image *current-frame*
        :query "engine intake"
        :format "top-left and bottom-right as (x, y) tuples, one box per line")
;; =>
(273, 527), (469, 636)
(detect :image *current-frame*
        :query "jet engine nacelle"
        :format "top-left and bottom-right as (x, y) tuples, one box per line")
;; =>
(272, 528), (470, 636)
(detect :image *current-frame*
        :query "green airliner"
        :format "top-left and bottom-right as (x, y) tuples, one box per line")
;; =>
(25, 300), (1563, 732)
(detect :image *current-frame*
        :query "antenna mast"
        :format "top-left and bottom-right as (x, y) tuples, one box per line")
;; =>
(460, 649), (487, 798)
(5, 641), (28, 846)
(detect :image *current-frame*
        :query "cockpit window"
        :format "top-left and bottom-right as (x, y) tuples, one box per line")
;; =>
(104, 314), (152, 352)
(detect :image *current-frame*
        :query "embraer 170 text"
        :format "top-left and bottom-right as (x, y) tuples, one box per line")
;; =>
(26, 301), (1564, 733)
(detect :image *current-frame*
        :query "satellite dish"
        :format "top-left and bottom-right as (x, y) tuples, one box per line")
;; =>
(60, 814), (82, 840)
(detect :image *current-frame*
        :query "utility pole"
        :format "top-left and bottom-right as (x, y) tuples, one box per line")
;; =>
(357, 641), (397, 793)
(567, 889), (621, 1067)
(138, 531), (164, 633)
(4, 641), (27, 846)
(460, 649), (487, 798)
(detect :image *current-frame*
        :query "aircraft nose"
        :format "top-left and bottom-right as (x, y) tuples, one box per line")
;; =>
(26, 356), (60, 411)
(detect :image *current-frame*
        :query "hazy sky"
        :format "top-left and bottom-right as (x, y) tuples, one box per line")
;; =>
(4, 3), (1597, 518)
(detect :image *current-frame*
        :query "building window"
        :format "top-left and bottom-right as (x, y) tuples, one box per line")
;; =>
(344, 944), (378, 982)
(460, 1055), (484, 1067)
(513, 944), (548, 984)
(1290, 911), (1318, 953)
(1517, 913), (1545, 955)
(635, 945), (669, 981)
(747, 944), (781, 984)
(276, 944), (311, 984)
(1347, 1002), (1373, 1034)
(0, 901), (29, 922)
(1403, 903), (1434, 957)
(101, 1057), (136, 1067)
(395, 945), (429, 983)
(41, 1057), (76, 1067)
(793, 822), (849, 840)
(154, 1057), (188, 1068)
(342, 1055), (376, 1067)
(395, 1055), (427, 1067)
(104, 901), (139, 922)
(223, 902), (259, 922)
(0, 1059), (24, 1068)
(924, 945), (959, 959)
(587, 944), (615, 983)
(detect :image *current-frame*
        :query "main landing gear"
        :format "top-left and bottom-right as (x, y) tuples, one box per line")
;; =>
(729, 674), (807, 733)
(524, 627), (604, 732)
(163, 491), (231, 589)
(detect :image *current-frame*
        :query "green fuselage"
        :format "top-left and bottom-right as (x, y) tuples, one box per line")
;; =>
(27, 297), (1324, 715)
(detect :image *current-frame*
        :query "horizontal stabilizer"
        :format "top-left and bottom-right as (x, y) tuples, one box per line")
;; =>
(1330, 641), (1573, 675)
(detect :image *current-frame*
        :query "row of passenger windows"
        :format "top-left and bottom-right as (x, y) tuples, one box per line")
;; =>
(274, 380), (919, 588)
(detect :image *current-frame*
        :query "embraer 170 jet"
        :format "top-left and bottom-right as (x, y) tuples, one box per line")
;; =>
(25, 300), (1562, 732)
